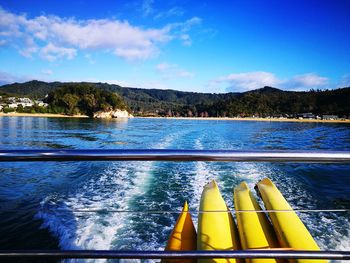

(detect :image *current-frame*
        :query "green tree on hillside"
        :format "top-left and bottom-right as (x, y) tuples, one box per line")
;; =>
(45, 84), (128, 116)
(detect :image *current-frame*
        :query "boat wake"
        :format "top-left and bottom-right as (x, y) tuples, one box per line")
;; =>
(36, 132), (181, 262)
(188, 138), (223, 226)
(36, 130), (350, 263)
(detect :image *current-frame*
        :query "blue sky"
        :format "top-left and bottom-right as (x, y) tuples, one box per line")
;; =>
(0, 0), (349, 92)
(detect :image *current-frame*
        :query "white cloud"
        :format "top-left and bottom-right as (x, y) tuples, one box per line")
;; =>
(156, 62), (194, 78)
(0, 8), (25, 37)
(164, 16), (201, 46)
(19, 45), (38, 58)
(177, 69), (194, 78)
(180, 34), (191, 46)
(209, 71), (329, 92)
(40, 43), (77, 61)
(18, 36), (38, 57)
(154, 7), (185, 20)
(0, 71), (31, 85)
(283, 73), (329, 91)
(84, 54), (95, 64)
(211, 71), (280, 92)
(338, 74), (350, 88)
(141, 0), (155, 17)
(114, 46), (157, 60)
(179, 17), (202, 32)
(156, 62), (172, 71)
(42, 69), (53, 75)
(0, 7), (201, 61)
(141, 0), (184, 20)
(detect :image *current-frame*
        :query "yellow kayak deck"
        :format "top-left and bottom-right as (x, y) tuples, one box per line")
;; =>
(197, 180), (241, 263)
(234, 181), (281, 263)
(163, 201), (196, 263)
(165, 178), (327, 263)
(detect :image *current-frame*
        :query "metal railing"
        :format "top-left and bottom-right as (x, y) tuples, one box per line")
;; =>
(0, 250), (349, 260)
(1, 149), (350, 260)
(1, 149), (350, 162)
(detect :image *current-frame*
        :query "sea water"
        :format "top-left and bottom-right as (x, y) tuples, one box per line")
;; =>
(0, 117), (349, 262)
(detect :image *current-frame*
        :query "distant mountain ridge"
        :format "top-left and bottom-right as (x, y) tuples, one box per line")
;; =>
(1, 80), (349, 117)
(0, 80), (235, 113)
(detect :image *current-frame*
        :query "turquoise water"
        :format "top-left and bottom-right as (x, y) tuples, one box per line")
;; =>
(0, 117), (350, 262)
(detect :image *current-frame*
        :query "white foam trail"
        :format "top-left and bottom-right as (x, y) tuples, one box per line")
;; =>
(37, 133), (179, 263)
(232, 163), (350, 256)
(233, 163), (268, 188)
(308, 212), (350, 254)
(336, 233), (350, 250)
(189, 138), (222, 226)
(107, 132), (189, 263)
(37, 163), (135, 263)
(37, 129), (350, 263)
(190, 139), (211, 208)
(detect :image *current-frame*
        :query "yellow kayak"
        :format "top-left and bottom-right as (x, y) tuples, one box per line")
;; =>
(163, 201), (197, 263)
(234, 181), (280, 263)
(256, 178), (327, 263)
(197, 180), (241, 263)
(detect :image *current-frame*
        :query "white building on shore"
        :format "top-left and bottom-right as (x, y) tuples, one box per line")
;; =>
(8, 103), (18, 109)
(34, 100), (48, 107)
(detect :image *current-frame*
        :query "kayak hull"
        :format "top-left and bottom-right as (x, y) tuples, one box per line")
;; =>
(256, 178), (327, 263)
(198, 180), (241, 263)
(234, 181), (281, 263)
(163, 201), (196, 263)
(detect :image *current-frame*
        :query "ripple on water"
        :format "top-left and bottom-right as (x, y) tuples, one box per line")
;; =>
(0, 117), (349, 262)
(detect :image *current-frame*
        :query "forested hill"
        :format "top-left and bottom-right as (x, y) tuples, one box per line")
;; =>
(1, 80), (350, 117)
(0, 80), (236, 114)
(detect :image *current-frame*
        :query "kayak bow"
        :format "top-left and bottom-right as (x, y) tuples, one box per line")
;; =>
(198, 180), (241, 263)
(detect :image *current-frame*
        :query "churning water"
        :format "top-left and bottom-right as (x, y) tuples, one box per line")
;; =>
(0, 117), (349, 262)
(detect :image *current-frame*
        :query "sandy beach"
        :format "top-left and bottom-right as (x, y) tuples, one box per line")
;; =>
(138, 116), (350, 124)
(1, 112), (350, 123)
(0, 112), (89, 118)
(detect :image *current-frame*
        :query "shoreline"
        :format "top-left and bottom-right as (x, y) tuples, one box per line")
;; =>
(0, 112), (89, 118)
(1, 112), (350, 123)
(137, 116), (350, 123)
